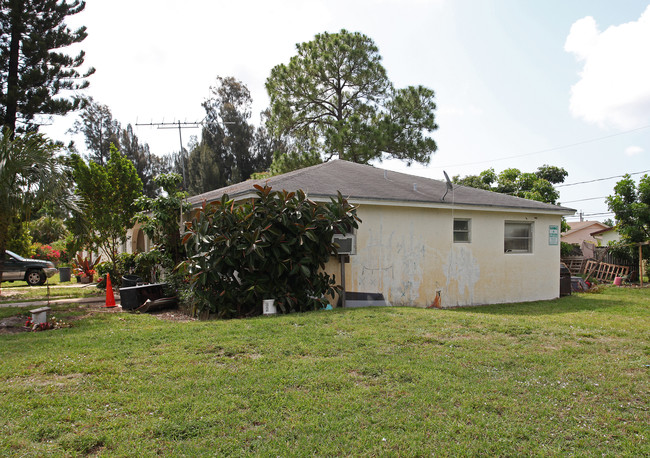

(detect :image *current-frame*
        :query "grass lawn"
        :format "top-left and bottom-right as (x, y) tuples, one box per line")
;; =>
(0, 273), (103, 305)
(0, 287), (648, 456)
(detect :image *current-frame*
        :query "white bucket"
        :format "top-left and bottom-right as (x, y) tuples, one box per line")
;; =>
(262, 299), (277, 315)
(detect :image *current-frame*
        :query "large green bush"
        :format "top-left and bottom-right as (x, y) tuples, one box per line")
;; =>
(182, 185), (360, 318)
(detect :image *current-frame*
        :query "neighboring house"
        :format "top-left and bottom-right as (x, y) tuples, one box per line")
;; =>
(590, 226), (621, 246)
(126, 222), (151, 254)
(188, 160), (575, 308)
(91, 223), (150, 261)
(561, 221), (610, 245)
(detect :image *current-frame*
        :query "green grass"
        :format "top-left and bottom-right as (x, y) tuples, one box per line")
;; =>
(1, 272), (103, 305)
(1, 271), (72, 288)
(0, 286), (102, 305)
(1, 287), (648, 456)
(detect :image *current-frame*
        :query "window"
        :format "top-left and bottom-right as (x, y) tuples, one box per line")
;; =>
(453, 219), (471, 242)
(504, 221), (533, 253)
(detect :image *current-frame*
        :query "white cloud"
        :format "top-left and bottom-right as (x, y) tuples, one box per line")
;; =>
(565, 6), (650, 129)
(625, 145), (644, 156)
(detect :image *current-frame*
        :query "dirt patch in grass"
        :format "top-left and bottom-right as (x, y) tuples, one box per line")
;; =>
(0, 289), (22, 299)
(149, 310), (197, 322)
(0, 303), (194, 335)
(0, 315), (29, 334)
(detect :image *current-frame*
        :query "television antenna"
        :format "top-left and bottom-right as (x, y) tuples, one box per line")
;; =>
(442, 170), (453, 201)
(135, 120), (202, 188)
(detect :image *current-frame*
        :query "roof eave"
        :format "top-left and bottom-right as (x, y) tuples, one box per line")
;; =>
(190, 191), (575, 216)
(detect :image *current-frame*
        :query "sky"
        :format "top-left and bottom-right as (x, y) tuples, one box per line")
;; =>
(42, 0), (650, 223)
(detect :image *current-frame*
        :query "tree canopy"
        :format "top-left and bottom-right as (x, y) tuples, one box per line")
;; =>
(187, 76), (272, 194)
(71, 98), (168, 196)
(453, 165), (568, 204)
(265, 29), (437, 170)
(606, 174), (650, 244)
(70, 145), (142, 269)
(0, 130), (70, 285)
(70, 97), (120, 166)
(134, 173), (190, 273)
(0, 0), (94, 133)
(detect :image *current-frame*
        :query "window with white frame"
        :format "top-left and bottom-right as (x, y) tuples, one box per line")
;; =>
(453, 218), (471, 242)
(504, 221), (533, 253)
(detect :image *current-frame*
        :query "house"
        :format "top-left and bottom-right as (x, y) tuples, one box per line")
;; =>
(590, 226), (621, 246)
(187, 160), (575, 308)
(561, 220), (610, 245)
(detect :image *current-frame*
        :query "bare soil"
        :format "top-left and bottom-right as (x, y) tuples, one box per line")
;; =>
(0, 302), (194, 335)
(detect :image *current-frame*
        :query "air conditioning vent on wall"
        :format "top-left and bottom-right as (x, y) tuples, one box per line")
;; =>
(333, 233), (356, 255)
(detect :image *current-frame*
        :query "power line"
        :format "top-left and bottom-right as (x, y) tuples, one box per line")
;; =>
(560, 196), (607, 204)
(557, 169), (650, 188)
(426, 124), (650, 169)
(565, 211), (614, 220)
(135, 120), (202, 188)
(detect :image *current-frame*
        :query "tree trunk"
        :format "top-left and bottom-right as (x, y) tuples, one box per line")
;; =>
(0, 213), (10, 294)
(4, 1), (24, 135)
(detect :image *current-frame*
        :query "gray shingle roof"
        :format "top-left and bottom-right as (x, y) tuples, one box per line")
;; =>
(187, 160), (575, 214)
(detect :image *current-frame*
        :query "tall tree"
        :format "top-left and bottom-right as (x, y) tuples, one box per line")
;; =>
(0, 0), (94, 133)
(606, 174), (650, 244)
(187, 76), (269, 194)
(120, 123), (168, 197)
(453, 165), (568, 205)
(72, 99), (168, 195)
(70, 97), (121, 165)
(186, 138), (222, 195)
(71, 144), (142, 270)
(0, 130), (70, 287)
(265, 29), (438, 167)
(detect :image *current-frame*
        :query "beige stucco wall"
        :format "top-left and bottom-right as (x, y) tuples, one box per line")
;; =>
(561, 224), (606, 245)
(597, 230), (621, 245)
(325, 203), (562, 308)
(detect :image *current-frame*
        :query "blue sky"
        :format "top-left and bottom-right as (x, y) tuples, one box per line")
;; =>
(44, 0), (650, 223)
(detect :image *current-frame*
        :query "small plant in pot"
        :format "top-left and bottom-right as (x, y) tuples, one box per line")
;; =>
(72, 254), (101, 283)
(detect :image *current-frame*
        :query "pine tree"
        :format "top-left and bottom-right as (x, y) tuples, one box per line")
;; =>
(266, 30), (438, 166)
(70, 97), (120, 165)
(0, 0), (94, 133)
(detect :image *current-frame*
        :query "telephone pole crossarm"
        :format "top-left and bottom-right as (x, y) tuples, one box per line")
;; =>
(135, 119), (203, 189)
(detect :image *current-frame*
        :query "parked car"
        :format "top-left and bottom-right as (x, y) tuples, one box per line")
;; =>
(1, 250), (58, 286)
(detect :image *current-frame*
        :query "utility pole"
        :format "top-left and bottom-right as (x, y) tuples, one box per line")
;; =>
(135, 120), (201, 188)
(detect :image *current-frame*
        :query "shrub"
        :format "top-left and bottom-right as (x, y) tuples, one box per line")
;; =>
(95, 253), (139, 288)
(32, 243), (61, 265)
(134, 173), (189, 275)
(561, 242), (581, 257)
(7, 220), (33, 257)
(28, 216), (68, 245)
(133, 250), (162, 283)
(50, 239), (70, 264)
(182, 185), (360, 318)
(607, 240), (635, 265)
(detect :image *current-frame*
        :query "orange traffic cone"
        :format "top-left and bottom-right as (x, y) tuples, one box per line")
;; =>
(104, 273), (117, 308)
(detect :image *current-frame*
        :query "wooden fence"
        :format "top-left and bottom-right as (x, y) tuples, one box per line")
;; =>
(583, 260), (630, 282)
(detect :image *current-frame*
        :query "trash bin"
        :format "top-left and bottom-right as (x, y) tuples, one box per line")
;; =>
(58, 267), (71, 282)
(119, 283), (166, 311)
(122, 274), (142, 287)
(560, 263), (572, 296)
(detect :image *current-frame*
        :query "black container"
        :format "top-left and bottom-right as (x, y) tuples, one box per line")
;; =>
(119, 283), (166, 310)
(560, 263), (572, 296)
(122, 274), (142, 288)
(58, 267), (71, 282)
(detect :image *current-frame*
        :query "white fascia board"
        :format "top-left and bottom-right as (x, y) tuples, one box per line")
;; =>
(190, 192), (575, 217)
(311, 196), (576, 217)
